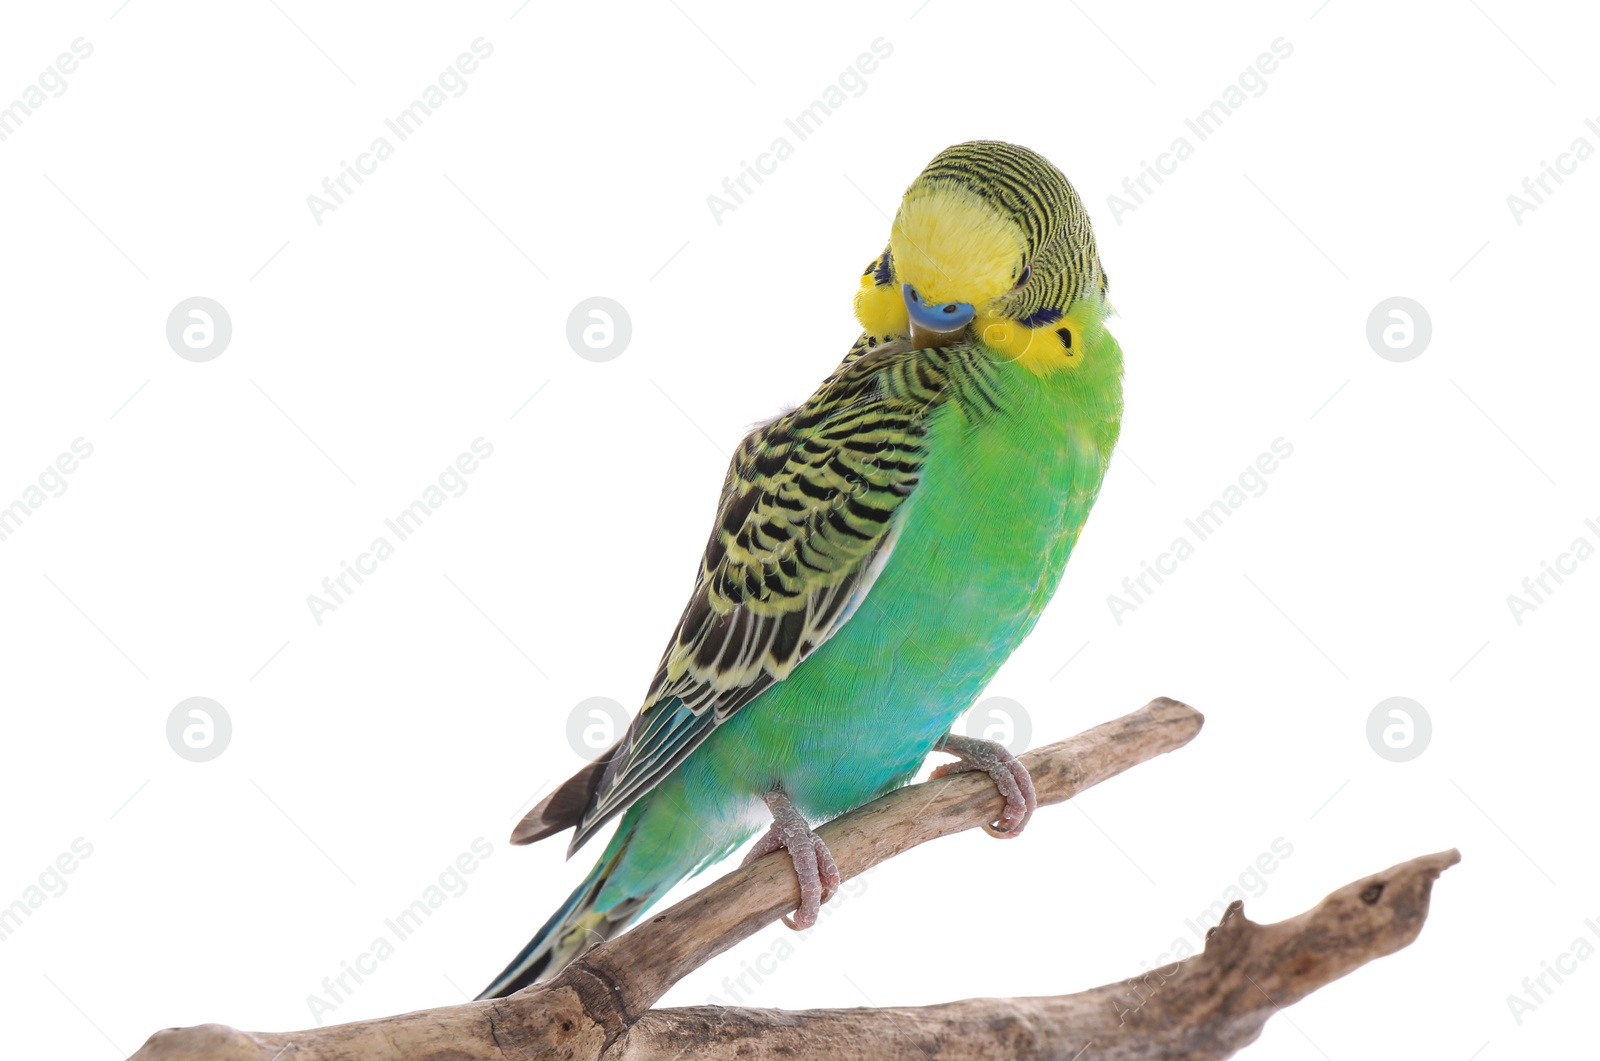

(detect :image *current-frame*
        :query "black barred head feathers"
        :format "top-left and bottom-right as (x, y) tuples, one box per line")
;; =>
(854, 141), (1109, 374)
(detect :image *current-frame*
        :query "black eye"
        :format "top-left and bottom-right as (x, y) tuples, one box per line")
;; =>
(1012, 264), (1031, 291)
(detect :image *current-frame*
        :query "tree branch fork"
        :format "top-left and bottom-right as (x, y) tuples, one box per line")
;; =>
(126, 698), (1458, 1060)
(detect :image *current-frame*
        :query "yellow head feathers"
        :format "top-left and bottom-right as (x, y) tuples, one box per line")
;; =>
(853, 141), (1108, 375)
(890, 186), (1025, 308)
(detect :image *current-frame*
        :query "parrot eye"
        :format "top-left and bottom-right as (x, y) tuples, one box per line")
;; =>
(1011, 264), (1032, 291)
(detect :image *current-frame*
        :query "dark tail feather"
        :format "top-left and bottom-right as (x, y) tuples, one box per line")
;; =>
(476, 834), (646, 999)
(511, 743), (618, 848)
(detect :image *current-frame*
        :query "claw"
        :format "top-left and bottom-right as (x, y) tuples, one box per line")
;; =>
(742, 788), (841, 930)
(932, 732), (1038, 837)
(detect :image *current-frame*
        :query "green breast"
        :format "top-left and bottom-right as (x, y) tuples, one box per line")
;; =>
(698, 336), (1123, 819)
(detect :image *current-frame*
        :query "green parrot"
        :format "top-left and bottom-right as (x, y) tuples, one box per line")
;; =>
(479, 140), (1124, 998)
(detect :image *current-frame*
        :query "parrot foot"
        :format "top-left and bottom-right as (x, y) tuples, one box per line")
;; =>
(742, 788), (840, 930)
(931, 732), (1038, 838)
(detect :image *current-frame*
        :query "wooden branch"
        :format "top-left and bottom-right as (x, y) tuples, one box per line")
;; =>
(610, 848), (1460, 1060)
(569, 695), (1205, 1028)
(123, 699), (1456, 1060)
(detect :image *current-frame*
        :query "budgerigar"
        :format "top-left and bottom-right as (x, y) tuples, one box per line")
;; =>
(479, 141), (1124, 998)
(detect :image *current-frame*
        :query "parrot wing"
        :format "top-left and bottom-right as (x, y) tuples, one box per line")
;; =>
(515, 339), (952, 853)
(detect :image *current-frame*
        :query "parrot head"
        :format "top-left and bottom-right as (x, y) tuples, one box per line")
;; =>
(854, 141), (1108, 373)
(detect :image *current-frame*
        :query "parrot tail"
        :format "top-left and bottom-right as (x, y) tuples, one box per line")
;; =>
(475, 833), (649, 1000)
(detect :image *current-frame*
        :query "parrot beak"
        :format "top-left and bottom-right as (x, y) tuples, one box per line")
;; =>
(902, 283), (974, 349)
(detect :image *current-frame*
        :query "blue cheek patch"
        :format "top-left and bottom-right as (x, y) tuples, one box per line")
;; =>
(1016, 307), (1063, 328)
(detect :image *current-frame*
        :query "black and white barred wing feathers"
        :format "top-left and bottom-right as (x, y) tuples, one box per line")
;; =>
(513, 341), (952, 853)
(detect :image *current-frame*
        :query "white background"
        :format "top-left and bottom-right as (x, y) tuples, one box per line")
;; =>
(1, 1), (1595, 1057)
